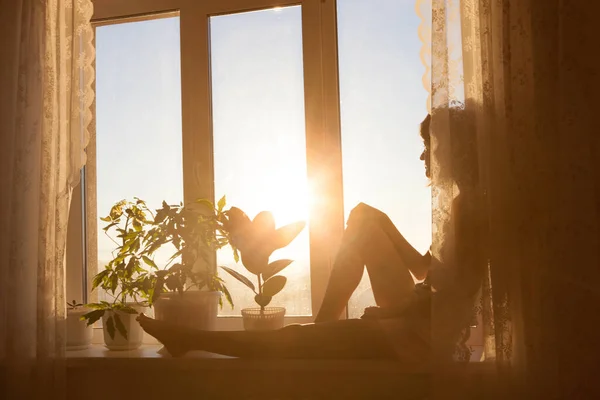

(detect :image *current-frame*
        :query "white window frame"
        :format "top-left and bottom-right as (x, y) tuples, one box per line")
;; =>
(67, 0), (486, 356)
(66, 0), (344, 331)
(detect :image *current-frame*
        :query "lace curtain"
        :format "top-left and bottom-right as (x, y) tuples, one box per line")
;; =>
(0, 0), (94, 398)
(420, 0), (599, 397)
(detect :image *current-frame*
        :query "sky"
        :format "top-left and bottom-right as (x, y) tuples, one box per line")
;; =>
(95, 0), (430, 316)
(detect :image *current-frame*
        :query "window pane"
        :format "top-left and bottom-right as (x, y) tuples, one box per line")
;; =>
(337, 0), (431, 318)
(210, 6), (311, 316)
(95, 17), (183, 300)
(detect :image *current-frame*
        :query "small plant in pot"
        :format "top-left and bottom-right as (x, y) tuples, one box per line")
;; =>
(220, 207), (305, 331)
(66, 300), (93, 350)
(82, 199), (155, 351)
(143, 196), (234, 332)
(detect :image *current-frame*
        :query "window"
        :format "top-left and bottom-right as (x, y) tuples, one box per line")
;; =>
(67, 0), (434, 331)
(94, 16), (184, 303)
(210, 7), (312, 316)
(336, 0), (431, 318)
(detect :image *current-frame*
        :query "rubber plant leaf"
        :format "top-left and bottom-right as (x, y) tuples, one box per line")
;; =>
(220, 266), (256, 293)
(262, 275), (287, 297)
(262, 259), (293, 281)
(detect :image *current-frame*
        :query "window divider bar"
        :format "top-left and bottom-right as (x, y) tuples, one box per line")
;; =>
(319, 0), (346, 318)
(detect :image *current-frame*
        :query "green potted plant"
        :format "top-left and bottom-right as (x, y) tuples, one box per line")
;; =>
(220, 207), (305, 331)
(143, 196), (234, 331)
(66, 299), (93, 350)
(82, 199), (154, 350)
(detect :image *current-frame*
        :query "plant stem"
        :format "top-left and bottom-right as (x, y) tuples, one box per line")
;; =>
(257, 275), (264, 312)
(257, 274), (262, 296)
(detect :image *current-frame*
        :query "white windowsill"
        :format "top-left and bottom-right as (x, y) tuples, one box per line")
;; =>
(66, 345), (494, 399)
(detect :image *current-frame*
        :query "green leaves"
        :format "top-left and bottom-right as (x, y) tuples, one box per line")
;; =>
(218, 207), (306, 310)
(113, 304), (139, 314)
(105, 315), (116, 340)
(262, 275), (287, 297)
(82, 309), (105, 326)
(255, 293), (272, 308)
(91, 196), (236, 312)
(92, 270), (109, 290)
(67, 299), (83, 310)
(262, 259), (293, 281)
(272, 221), (306, 251)
(240, 252), (270, 275)
(220, 266), (256, 293)
(217, 195), (226, 212)
(114, 314), (128, 340)
(141, 256), (158, 270)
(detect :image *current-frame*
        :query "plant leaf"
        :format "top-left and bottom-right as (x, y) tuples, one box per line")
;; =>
(220, 266), (255, 292)
(113, 314), (128, 340)
(92, 270), (109, 290)
(262, 259), (293, 281)
(217, 279), (234, 309)
(240, 252), (270, 275)
(142, 256), (158, 270)
(195, 198), (214, 212)
(272, 221), (306, 250)
(102, 222), (117, 232)
(106, 315), (116, 340)
(254, 293), (272, 308)
(217, 195), (226, 212)
(109, 273), (118, 294)
(165, 273), (182, 292)
(118, 305), (139, 314)
(85, 302), (108, 310)
(262, 275), (287, 297)
(82, 309), (105, 326)
(152, 276), (165, 304)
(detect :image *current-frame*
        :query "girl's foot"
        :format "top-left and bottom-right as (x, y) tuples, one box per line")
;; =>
(136, 314), (194, 357)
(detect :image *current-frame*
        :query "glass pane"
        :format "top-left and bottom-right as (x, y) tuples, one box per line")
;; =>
(210, 6), (311, 316)
(337, 0), (431, 318)
(95, 17), (183, 301)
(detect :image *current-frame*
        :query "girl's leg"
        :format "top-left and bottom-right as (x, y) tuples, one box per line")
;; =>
(138, 314), (396, 359)
(315, 204), (418, 323)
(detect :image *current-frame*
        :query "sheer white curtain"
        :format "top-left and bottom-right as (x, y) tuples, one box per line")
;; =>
(0, 0), (94, 398)
(419, 0), (599, 397)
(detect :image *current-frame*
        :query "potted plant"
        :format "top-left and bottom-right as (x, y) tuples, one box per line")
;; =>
(82, 199), (154, 350)
(66, 299), (93, 350)
(143, 196), (234, 331)
(220, 207), (305, 331)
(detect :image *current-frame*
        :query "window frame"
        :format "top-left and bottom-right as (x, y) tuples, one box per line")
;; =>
(66, 0), (344, 331)
(67, 0), (486, 356)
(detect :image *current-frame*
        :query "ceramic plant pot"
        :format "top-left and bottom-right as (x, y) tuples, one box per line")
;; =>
(153, 290), (221, 331)
(66, 307), (94, 350)
(102, 303), (147, 351)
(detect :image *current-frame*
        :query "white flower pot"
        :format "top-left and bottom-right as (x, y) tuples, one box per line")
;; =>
(66, 308), (94, 350)
(102, 303), (147, 351)
(153, 291), (221, 331)
(241, 307), (286, 331)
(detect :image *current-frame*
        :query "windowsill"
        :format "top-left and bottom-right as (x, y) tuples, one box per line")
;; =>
(66, 345), (496, 399)
(67, 344), (233, 362)
(66, 345), (428, 399)
(67, 343), (411, 370)
(67, 343), (489, 370)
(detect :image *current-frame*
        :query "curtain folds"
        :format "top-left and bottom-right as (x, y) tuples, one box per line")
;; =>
(420, 0), (598, 397)
(0, 0), (94, 398)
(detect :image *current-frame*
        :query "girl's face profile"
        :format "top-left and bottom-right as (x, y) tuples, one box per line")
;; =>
(420, 114), (431, 179)
(420, 145), (430, 178)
